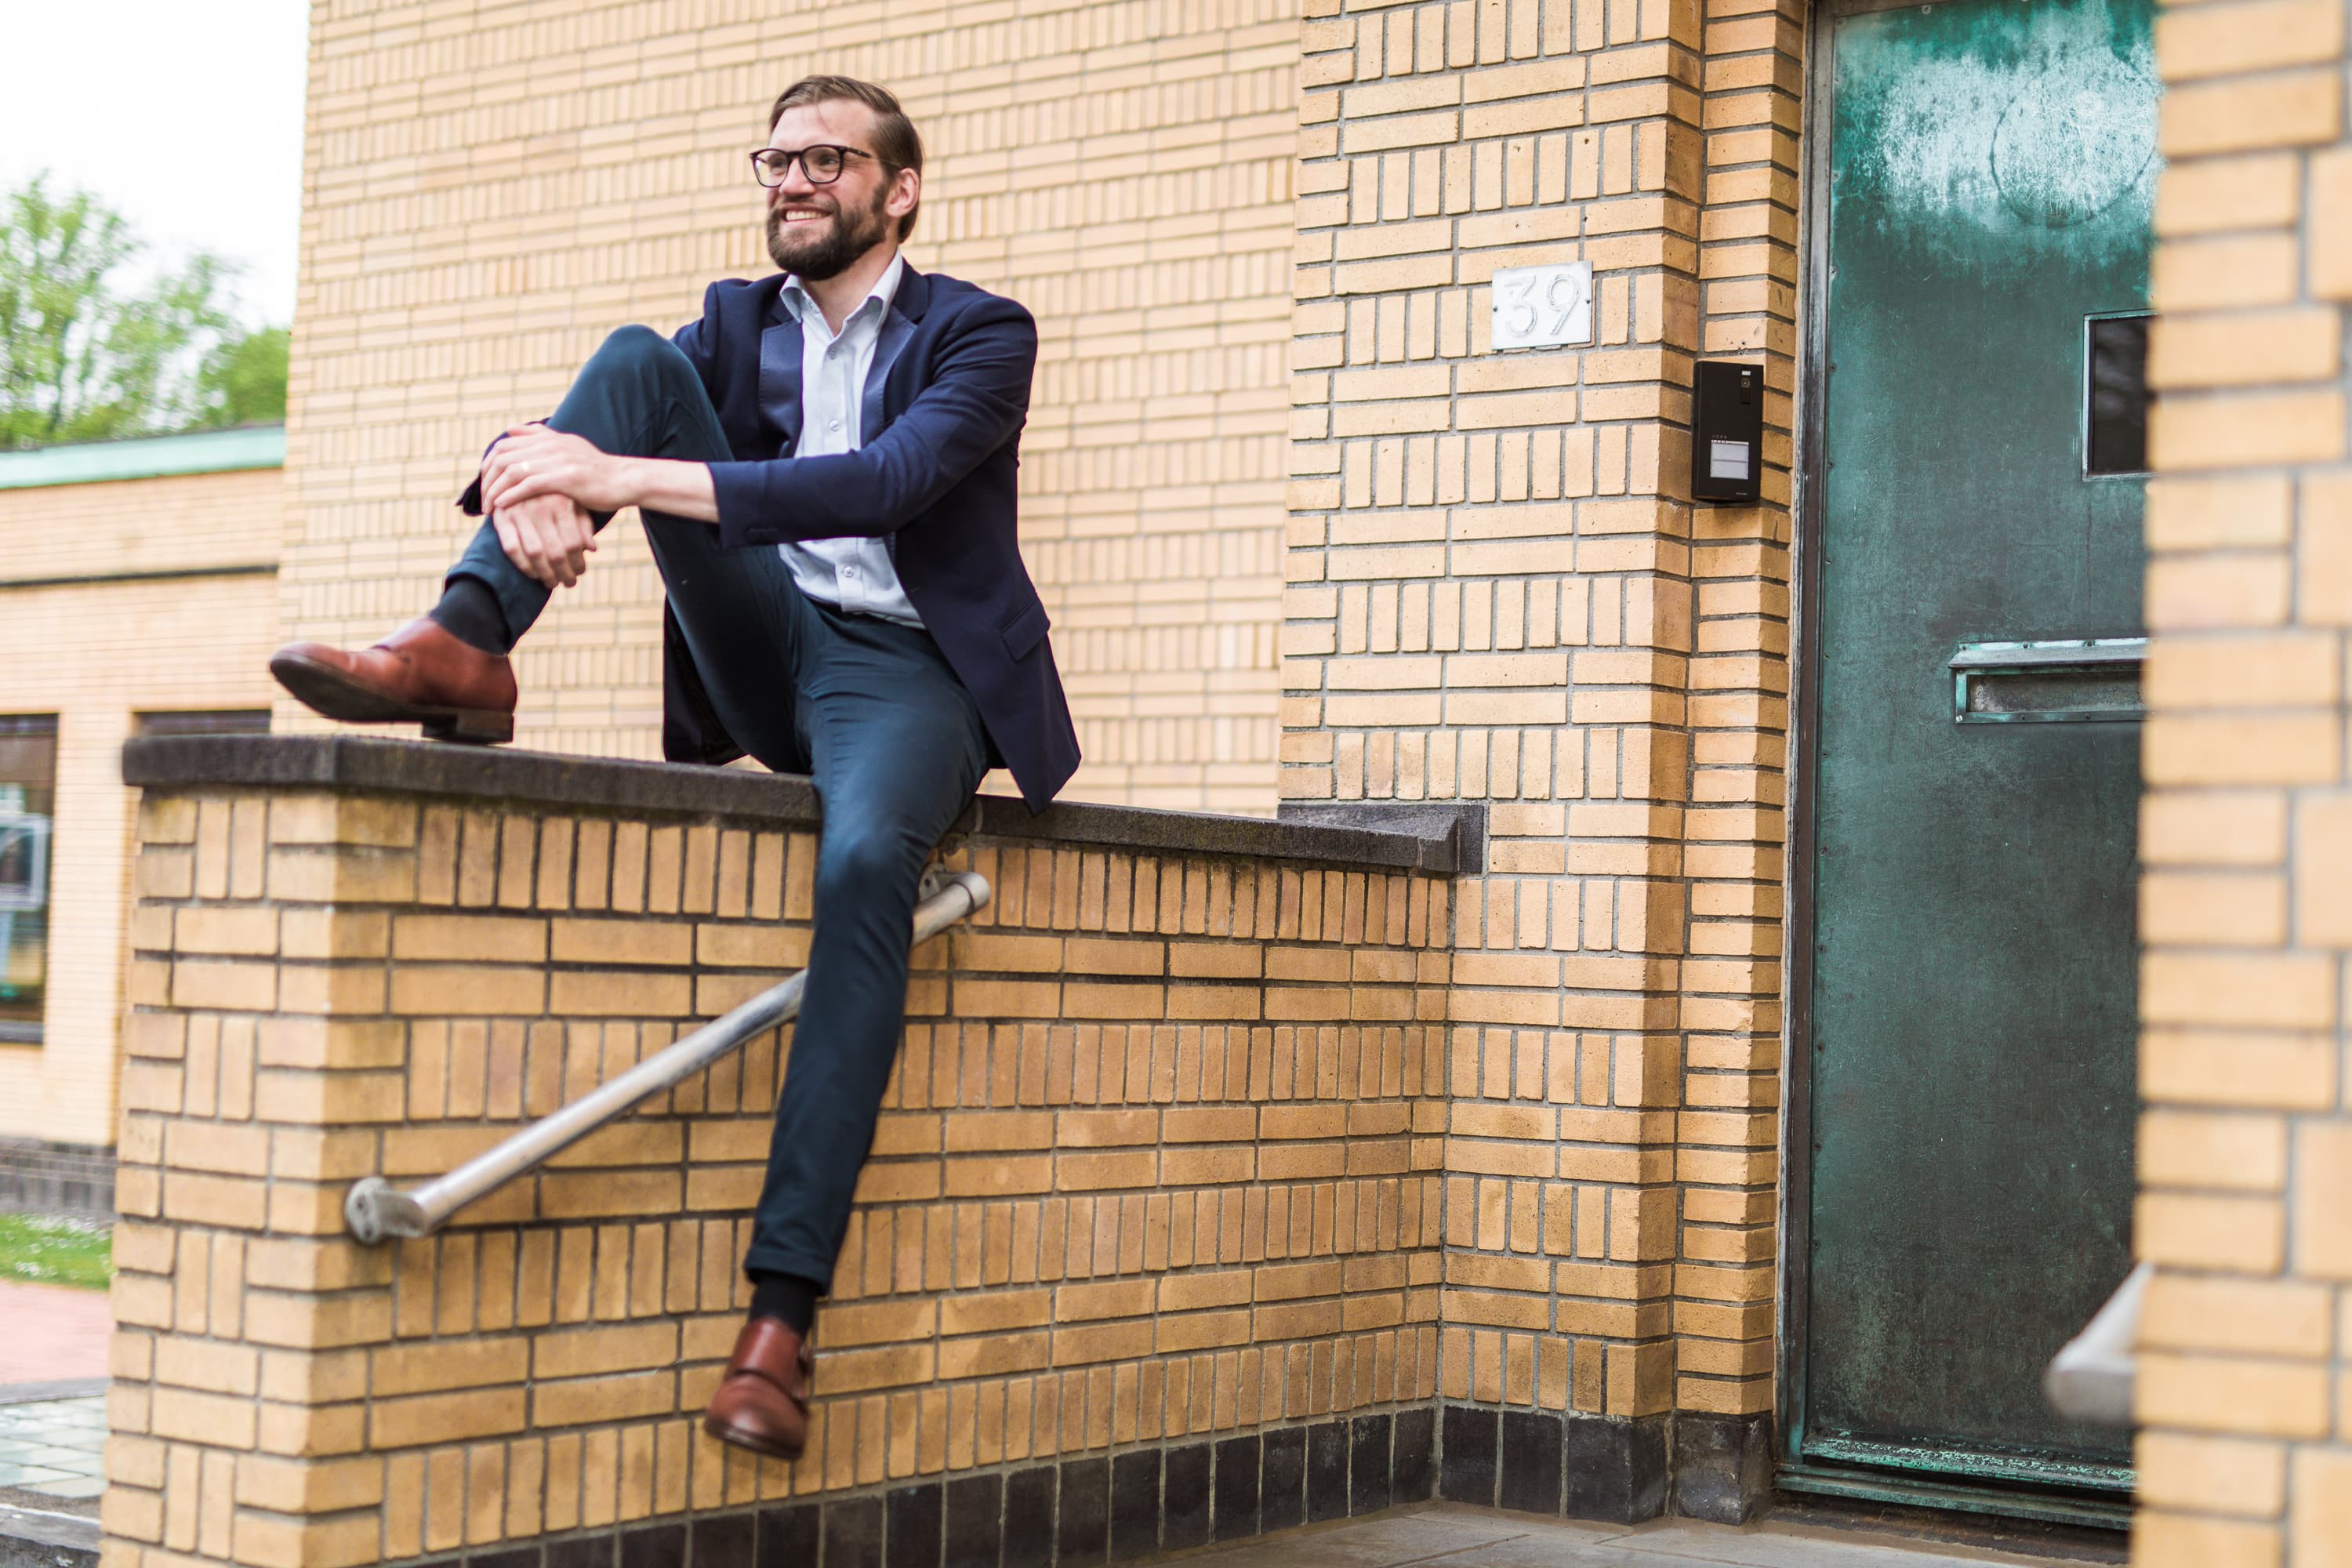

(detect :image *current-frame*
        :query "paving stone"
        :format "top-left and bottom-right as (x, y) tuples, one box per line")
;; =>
(0, 1394), (107, 1502)
(0, 1466), (76, 1487)
(24, 1477), (104, 1500)
(1134, 1505), (2079, 1568)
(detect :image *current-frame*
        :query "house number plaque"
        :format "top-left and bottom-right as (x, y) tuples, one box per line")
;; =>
(1488, 262), (1594, 350)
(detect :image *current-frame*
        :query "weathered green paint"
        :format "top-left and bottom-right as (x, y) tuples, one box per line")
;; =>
(1800, 0), (2154, 1495)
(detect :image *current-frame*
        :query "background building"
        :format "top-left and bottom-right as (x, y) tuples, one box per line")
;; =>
(0, 430), (284, 1212)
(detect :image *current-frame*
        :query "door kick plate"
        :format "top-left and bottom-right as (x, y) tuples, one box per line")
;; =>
(1949, 637), (2147, 724)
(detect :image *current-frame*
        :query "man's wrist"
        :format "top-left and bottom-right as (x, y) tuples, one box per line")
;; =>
(612, 456), (660, 510)
(619, 456), (721, 524)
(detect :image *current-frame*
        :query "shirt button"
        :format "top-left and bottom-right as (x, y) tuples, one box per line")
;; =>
(829, 419), (842, 431)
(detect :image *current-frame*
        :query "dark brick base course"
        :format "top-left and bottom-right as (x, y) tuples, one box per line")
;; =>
(1437, 1404), (1690, 1526)
(386, 1401), (1770, 1567)
(1669, 1411), (1774, 1525)
(395, 1409), (1436, 1568)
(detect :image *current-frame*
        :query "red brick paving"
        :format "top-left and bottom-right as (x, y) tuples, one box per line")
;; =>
(0, 1280), (110, 1386)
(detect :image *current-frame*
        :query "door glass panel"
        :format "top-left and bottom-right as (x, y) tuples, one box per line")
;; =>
(2086, 314), (2151, 476)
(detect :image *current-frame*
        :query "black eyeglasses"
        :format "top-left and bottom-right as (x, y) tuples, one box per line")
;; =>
(750, 145), (877, 187)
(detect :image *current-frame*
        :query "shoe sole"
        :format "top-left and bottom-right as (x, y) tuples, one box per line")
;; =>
(270, 652), (515, 745)
(701, 1414), (805, 1461)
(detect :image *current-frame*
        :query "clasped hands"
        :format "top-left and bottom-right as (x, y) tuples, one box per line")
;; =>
(477, 425), (637, 590)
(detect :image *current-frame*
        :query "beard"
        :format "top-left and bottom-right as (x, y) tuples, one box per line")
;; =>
(765, 182), (894, 281)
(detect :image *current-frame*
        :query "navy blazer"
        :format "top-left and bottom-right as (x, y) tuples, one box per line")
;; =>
(655, 264), (1079, 811)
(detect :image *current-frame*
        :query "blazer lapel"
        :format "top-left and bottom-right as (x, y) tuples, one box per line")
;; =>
(862, 307), (915, 439)
(758, 314), (804, 456)
(860, 262), (931, 438)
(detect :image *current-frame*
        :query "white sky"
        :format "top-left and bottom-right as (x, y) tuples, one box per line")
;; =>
(0, 0), (310, 328)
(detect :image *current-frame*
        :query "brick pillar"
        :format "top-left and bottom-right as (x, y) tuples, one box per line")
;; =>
(2134, 1), (2352, 1562)
(1283, 0), (1799, 1522)
(110, 788), (416, 1568)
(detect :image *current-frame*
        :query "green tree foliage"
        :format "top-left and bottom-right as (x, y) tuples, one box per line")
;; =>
(0, 175), (288, 450)
(195, 325), (290, 428)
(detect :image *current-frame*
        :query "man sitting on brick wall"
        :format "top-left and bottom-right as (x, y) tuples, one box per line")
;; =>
(269, 75), (1080, 1461)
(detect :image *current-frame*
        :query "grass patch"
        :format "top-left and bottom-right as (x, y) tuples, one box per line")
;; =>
(0, 1212), (113, 1290)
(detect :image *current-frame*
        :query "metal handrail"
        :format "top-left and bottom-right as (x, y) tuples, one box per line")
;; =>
(2043, 1260), (2148, 1428)
(344, 869), (992, 1244)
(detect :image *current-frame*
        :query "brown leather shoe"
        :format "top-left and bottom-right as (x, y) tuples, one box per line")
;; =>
(270, 618), (517, 744)
(703, 1318), (813, 1460)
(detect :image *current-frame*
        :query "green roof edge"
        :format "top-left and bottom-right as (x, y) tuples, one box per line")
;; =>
(0, 426), (287, 492)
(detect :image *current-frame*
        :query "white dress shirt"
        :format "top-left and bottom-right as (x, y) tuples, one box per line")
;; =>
(774, 252), (923, 626)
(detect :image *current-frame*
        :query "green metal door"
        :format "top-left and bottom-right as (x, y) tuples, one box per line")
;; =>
(1795, 0), (2155, 1508)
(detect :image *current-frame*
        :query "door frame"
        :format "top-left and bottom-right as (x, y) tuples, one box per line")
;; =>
(1772, 0), (2132, 1529)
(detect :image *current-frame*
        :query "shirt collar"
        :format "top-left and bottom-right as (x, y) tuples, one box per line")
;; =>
(780, 251), (906, 330)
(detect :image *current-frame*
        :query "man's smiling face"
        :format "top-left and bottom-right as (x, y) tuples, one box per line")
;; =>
(763, 99), (907, 281)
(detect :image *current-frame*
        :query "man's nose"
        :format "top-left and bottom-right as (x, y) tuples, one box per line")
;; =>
(775, 160), (821, 199)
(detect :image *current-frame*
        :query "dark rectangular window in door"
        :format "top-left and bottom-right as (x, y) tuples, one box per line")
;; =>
(2086, 314), (2151, 477)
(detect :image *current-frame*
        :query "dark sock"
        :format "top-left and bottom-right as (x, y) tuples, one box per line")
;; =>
(428, 575), (514, 655)
(749, 1272), (820, 1335)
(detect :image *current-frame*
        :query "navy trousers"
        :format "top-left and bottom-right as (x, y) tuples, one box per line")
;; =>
(450, 325), (992, 1289)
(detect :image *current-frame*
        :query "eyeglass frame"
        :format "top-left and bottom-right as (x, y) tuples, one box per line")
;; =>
(749, 145), (884, 188)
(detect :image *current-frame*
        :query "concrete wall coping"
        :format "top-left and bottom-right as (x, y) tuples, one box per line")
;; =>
(122, 735), (1475, 874)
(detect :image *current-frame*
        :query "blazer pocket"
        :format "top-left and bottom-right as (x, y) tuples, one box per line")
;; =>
(998, 600), (1050, 660)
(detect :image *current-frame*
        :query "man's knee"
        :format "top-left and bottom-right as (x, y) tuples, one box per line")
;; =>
(589, 324), (691, 386)
(813, 825), (920, 908)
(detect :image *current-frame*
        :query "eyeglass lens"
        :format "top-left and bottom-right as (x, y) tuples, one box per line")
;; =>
(753, 147), (847, 186)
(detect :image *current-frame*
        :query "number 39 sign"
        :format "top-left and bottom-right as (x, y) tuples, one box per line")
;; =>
(1488, 262), (1593, 350)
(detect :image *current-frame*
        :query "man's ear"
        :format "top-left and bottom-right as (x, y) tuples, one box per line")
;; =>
(890, 166), (920, 223)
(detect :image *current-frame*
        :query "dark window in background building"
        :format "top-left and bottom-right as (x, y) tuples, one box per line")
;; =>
(2085, 313), (2151, 477)
(135, 710), (270, 737)
(0, 717), (59, 1046)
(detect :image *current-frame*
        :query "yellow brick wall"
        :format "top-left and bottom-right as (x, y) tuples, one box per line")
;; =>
(2134, 0), (2352, 1561)
(0, 467), (281, 586)
(0, 466), (285, 1149)
(107, 783), (1448, 1564)
(279, 0), (1297, 811)
(1281, 0), (1798, 1422)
